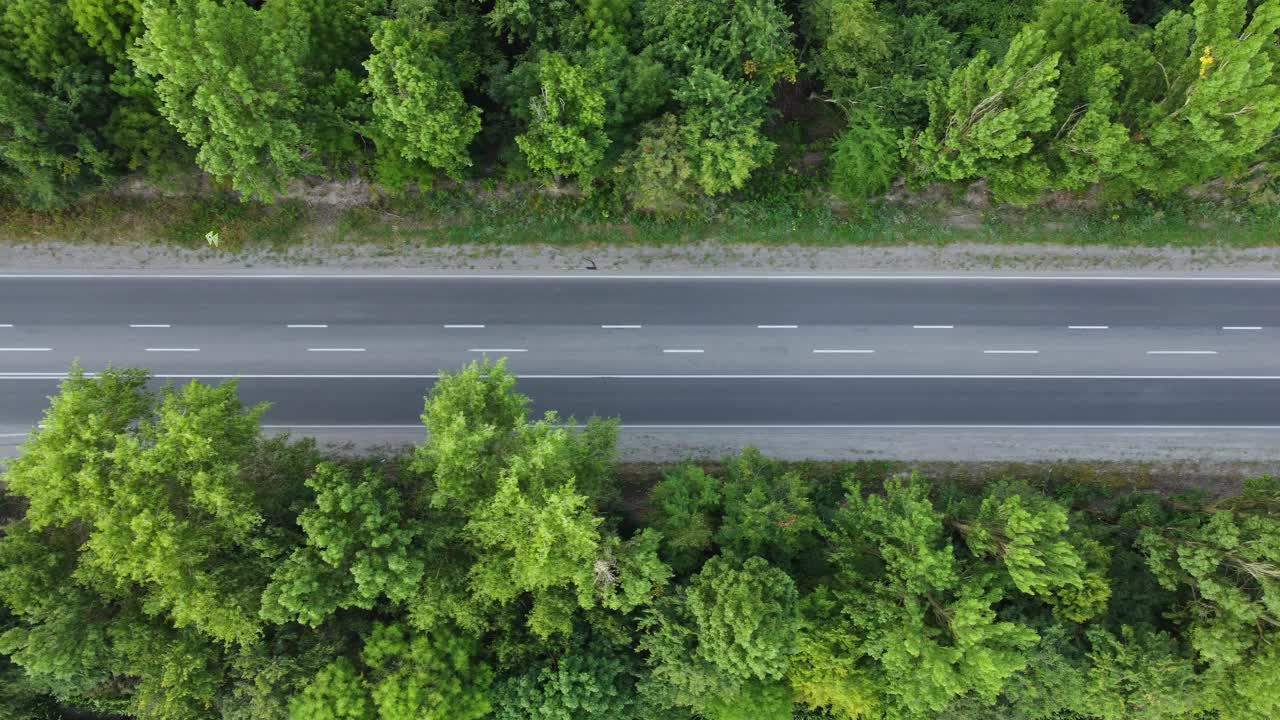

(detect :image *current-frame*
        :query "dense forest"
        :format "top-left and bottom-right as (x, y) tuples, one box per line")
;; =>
(1, 361), (1277, 720)
(1, 0), (1278, 213)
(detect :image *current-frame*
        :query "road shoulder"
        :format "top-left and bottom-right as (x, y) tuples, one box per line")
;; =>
(7, 239), (1280, 275)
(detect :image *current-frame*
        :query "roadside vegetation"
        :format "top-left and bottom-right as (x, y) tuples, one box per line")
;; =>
(3, 361), (1278, 720)
(4, 190), (1280, 254)
(2, 0), (1279, 248)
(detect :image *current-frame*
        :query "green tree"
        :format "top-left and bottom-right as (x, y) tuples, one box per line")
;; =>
(640, 0), (797, 87)
(673, 68), (776, 195)
(802, 0), (891, 102)
(515, 52), (609, 184)
(492, 647), (641, 720)
(687, 555), (798, 681)
(413, 360), (529, 510)
(4, 368), (271, 646)
(0, 365), (150, 525)
(955, 480), (1111, 621)
(109, 619), (228, 720)
(1130, 0), (1280, 192)
(133, 0), (318, 200)
(0, 521), (124, 708)
(261, 462), (424, 627)
(649, 463), (722, 573)
(68, 0), (143, 62)
(907, 28), (1061, 201)
(821, 476), (1040, 717)
(411, 360), (640, 637)
(621, 113), (696, 214)
(0, 0), (114, 208)
(1136, 474), (1274, 671)
(716, 448), (822, 568)
(362, 622), (493, 720)
(63, 0), (186, 175)
(1024, 0), (1143, 192)
(363, 16), (483, 187)
(595, 529), (673, 614)
(290, 623), (493, 720)
(0, 612), (63, 720)
(639, 555), (798, 716)
(829, 110), (901, 200)
(787, 589), (882, 720)
(1080, 626), (1201, 720)
(638, 0), (798, 196)
(936, 623), (1091, 720)
(881, 0), (1037, 56)
(220, 623), (346, 720)
(1, 0), (98, 78)
(287, 657), (373, 720)
(464, 425), (607, 638)
(878, 15), (963, 127)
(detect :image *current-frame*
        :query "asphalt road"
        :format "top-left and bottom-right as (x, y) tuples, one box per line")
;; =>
(3, 274), (1280, 439)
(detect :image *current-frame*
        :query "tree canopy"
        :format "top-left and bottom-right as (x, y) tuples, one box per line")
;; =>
(3, 362), (1280, 718)
(7, 0), (1273, 210)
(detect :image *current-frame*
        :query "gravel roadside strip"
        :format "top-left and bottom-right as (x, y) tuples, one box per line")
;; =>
(8, 427), (1276, 464)
(7, 239), (1280, 274)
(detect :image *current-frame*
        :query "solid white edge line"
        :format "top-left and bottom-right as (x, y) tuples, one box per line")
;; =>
(0, 348), (52, 352)
(757, 325), (799, 329)
(594, 423), (1280, 429)
(251, 423), (1280, 430)
(306, 348), (366, 352)
(984, 350), (1040, 355)
(468, 348), (527, 353)
(1069, 325), (1109, 330)
(8, 425), (1280, 436)
(444, 324), (485, 329)
(1223, 326), (1263, 330)
(145, 348), (199, 352)
(10, 273), (1280, 281)
(813, 349), (875, 354)
(130, 324), (171, 328)
(8, 373), (1280, 380)
(914, 325), (955, 329)
(663, 349), (705, 354)
(288, 324), (329, 329)
(1147, 350), (1219, 355)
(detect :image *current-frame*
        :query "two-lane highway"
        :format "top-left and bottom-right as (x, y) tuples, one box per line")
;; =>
(2, 274), (1280, 438)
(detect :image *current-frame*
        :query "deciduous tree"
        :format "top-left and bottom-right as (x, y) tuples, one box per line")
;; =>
(133, 0), (318, 200)
(821, 476), (1040, 717)
(362, 622), (493, 720)
(413, 360), (529, 510)
(515, 52), (609, 184)
(649, 463), (721, 573)
(492, 647), (641, 720)
(363, 16), (483, 187)
(907, 28), (1060, 201)
(4, 369), (272, 646)
(639, 555), (798, 716)
(261, 462), (424, 627)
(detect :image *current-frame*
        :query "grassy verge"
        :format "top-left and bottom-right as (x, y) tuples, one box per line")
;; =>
(2, 189), (1279, 253)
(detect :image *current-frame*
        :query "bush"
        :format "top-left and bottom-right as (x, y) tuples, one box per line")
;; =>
(829, 111), (900, 200)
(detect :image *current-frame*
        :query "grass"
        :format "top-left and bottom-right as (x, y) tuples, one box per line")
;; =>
(2, 183), (1279, 255)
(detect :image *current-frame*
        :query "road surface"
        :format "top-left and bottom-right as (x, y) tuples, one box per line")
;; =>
(2, 274), (1280, 456)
